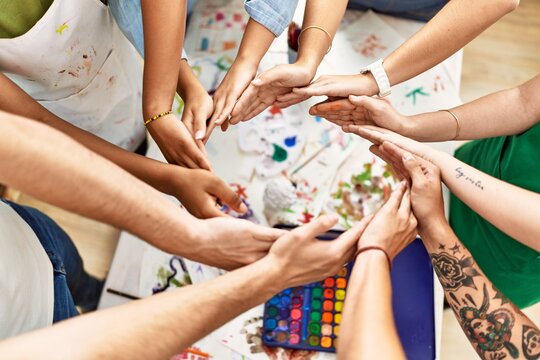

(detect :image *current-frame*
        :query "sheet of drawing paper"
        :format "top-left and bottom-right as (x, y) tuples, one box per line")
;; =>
(322, 139), (399, 230)
(139, 248), (193, 297)
(327, 10), (406, 74)
(184, 0), (248, 58)
(237, 104), (308, 178)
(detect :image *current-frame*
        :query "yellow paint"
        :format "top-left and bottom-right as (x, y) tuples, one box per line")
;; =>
(56, 23), (69, 35)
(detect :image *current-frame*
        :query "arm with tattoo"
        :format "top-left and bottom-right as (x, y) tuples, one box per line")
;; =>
(423, 221), (538, 360)
(391, 149), (540, 360)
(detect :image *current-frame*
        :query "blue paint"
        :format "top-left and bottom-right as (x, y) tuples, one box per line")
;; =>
(201, 37), (209, 51)
(284, 136), (297, 147)
(314, 116), (322, 123)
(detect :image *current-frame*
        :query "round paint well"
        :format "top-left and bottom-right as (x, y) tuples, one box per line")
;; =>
(334, 301), (344, 312)
(336, 278), (347, 289)
(324, 288), (334, 299)
(267, 306), (278, 317)
(291, 296), (302, 308)
(269, 296), (280, 305)
(277, 319), (288, 329)
(311, 299), (321, 310)
(291, 308), (302, 320)
(312, 287), (323, 298)
(309, 322), (321, 335)
(322, 312), (333, 324)
(290, 320), (300, 333)
(323, 300), (333, 311)
(323, 278), (335, 288)
(310, 311), (321, 322)
(321, 324), (333, 336)
(265, 318), (277, 330)
(321, 336), (332, 348)
(280, 296), (291, 307)
(308, 335), (320, 347)
(275, 331), (288, 343)
(289, 333), (300, 345)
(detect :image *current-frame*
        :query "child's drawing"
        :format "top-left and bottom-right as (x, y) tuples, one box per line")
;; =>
(139, 249), (192, 297)
(221, 182), (259, 223)
(237, 105), (306, 178)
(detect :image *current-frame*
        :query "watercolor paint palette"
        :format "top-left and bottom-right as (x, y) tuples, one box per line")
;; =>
(262, 227), (350, 353)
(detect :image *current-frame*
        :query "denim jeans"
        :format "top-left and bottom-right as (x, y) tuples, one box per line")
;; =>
(109, 0), (196, 57)
(3, 200), (104, 323)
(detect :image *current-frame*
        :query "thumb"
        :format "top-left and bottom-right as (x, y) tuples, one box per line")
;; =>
(210, 180), (248, 214)
(251, 67), (285, 87)
(349, 95), (380, 111)
(402, 152), (426, 185)
(291, 214), (339, 240)
(335, 214), (374, 252)
(193, 112), (208, 141)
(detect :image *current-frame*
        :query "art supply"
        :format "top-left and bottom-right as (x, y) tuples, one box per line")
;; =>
(106, 288), (140, 300)
(262, 226), (350, 353)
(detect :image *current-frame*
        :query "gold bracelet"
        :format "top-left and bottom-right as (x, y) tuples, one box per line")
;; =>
(440, 109), (461, 140)
(298, 25), (332, 54)
(144, 110), (173, 126)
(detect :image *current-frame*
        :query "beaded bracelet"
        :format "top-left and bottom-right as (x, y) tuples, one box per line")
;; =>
(144, 110), (173, 126)
(356, 246), (392, 270)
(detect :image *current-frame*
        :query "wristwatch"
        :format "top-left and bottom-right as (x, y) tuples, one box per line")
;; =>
(360, 59), (391, 97)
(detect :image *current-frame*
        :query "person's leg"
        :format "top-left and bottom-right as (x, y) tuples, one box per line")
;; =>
(347, 0), (447, 22)
(4, 201), (104, 321)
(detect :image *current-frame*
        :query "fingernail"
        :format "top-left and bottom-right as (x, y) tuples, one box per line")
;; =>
(239, 202), (248, 213)
(403, 152), (413, 161)
(251, 78), (262, 86)
(195, 130), (205, 140)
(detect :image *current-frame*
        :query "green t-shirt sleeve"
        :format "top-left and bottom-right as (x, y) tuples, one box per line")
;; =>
(0, 0), (54, 38)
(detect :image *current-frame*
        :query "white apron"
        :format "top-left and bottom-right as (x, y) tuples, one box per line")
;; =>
(0, 0), (145, 151)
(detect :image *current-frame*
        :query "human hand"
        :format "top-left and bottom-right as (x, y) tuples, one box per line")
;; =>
(224, 62), (315, 127)
(292, 73), (378, 99)
(162, 166), (247, 219)
(206, 59), (258, 139)
(310, 95), (412, 135)
(266, 214), (373, 288)
(357, 181), (417, 261)
(192, 218), (286, 270)
(181, 86), (214, 142)
(146, 113), (212, 170)
(374, 142), (446, 233)
(342, 125), (440, 165)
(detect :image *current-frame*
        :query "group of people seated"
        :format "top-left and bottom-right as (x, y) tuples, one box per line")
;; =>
(1, 0), (538, 359)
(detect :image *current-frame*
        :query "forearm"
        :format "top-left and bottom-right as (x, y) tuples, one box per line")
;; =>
(420, 220), (538, 360)
(339, 251), (405, 360)
(0, 257), (281, 360)
(233, 18), (275, 69)
(176, 59), (207, 99)
(405, 76), (540, 141)
(383, 0), (518, 88)
(296, 0), (347, 75)
(0, 73), (179, 195)
(0, 113), (198, 255)
(141, 0), (187, 118)
(429, 151), (540, 252)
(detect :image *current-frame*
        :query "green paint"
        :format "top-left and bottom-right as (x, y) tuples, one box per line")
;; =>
(268, 306), (278, 317)
(271, 144), (288, 162)
(405, 86), (430, 105)
(308, 335), (320, 346)
(312, 287), (323, 298)
(310, 311), (321, 322)
(309, 322), (321, 335)
(311, 299), (321, 310)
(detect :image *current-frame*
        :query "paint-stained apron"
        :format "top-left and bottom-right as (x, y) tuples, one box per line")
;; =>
(0, 0), (145, 151)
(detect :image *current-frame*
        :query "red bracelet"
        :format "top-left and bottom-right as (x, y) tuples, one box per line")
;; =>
(356, 246), (392, 270)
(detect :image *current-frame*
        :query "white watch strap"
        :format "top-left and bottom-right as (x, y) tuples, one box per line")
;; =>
(360, 59), (391, 97)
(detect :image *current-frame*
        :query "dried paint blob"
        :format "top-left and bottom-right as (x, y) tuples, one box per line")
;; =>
(284, 136), (297, 147)
(271, 143), (288, 162)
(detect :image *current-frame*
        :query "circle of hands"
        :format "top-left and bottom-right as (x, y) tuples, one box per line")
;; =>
(156, 58), (448, 274)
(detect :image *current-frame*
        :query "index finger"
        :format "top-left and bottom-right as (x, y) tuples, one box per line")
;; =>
(290, 214), (339, 240)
